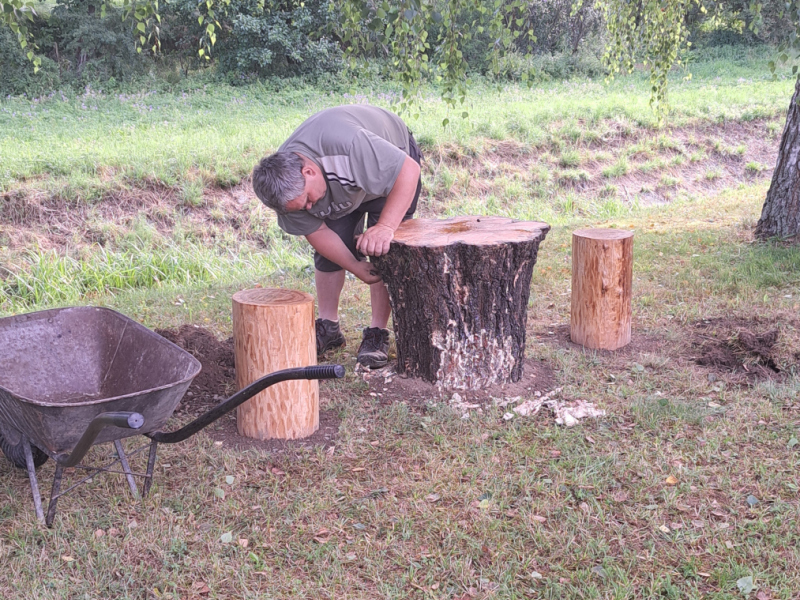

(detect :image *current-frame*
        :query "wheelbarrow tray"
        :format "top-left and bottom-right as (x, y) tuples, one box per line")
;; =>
(0, 306), (201, 456)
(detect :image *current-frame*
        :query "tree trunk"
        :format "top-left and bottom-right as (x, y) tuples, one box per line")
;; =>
(232, 288), (318, 440)
(570, 228), (634, 351)
(373, 216), (550, 390)
(755, 76), (800, 240)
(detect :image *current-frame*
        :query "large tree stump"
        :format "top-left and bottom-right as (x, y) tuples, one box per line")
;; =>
(570, 228), (634, 351)
(232, 288), (318, 439)
(374, 216), (549, 390)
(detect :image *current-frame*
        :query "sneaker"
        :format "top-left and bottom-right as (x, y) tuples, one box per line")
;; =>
(316, 319), (345, 355)
(357, 327), (390, 369)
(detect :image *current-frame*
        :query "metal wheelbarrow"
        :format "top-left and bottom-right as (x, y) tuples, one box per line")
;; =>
(0, 306), (344, 526)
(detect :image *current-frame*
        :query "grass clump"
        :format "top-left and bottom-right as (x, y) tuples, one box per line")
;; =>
(557, 169), (591, 185)
(602, 157), (630, 178)
(558, 149), (582, 168)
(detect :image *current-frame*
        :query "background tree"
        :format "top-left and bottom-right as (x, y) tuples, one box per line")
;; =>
(576, 0), (800, 241)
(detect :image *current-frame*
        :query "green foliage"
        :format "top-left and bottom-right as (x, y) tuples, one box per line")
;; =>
(337, 0), (534, 121)
(159, 0), (341, 81)
(0, 0), (42, 71)
(587, 0), (699, 120)
(48, 0), (147, 85)
(0, 23), (60, 95)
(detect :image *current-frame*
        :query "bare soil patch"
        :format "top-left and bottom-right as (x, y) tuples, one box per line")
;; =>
(155, 325), (340, 453)
(359, 358), (558, 408)
(532, 323), (667, 358)
(689, 317), (794, 383)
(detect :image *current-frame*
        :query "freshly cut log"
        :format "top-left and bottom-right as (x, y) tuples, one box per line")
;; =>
(570, 228), (634, 351)
(232, 288), (318, 439)
(373, 216), (550, 390)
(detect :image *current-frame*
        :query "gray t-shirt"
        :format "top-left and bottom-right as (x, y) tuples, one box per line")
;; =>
(276, 105), (410, 236)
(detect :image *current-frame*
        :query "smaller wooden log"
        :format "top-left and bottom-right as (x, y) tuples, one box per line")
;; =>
(232, 288), (318, 440)
(570, 228), (634, 350)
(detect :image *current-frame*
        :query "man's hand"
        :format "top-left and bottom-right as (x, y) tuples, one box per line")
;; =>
(349, 259), (382, 284)
(356, 223), (394, 256)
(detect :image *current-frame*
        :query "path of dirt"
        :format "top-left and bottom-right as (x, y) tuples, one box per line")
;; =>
(0, 118), (782, 256)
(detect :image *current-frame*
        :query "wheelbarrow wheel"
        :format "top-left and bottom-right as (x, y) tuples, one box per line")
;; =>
(0, 431), (48, 469)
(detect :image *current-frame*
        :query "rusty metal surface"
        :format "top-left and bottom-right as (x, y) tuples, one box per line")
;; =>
(0, 307), (201, 455)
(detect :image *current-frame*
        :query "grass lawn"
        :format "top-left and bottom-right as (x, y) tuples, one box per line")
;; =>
(0, 47), (799, 598)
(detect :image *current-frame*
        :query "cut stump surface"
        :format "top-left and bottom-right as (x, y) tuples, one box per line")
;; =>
(374, 216), (550, 390)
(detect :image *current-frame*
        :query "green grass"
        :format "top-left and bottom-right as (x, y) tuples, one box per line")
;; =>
(0, 50), (794, 197)
(1, 50), (800, 599)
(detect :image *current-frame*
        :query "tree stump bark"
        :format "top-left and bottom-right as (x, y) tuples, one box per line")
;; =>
(570, 228), (634, 351)
(232, 288), (318, 439)
(755, 75), (800, 240)
(373, 216), (550, 390)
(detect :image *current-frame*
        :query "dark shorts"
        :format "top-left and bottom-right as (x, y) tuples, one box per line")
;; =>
(314, 131), (423, 273)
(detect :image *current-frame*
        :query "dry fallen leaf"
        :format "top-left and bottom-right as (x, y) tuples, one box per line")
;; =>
(665, 475), (679, 486)
(61, 555), (75, 562)
(530, 515), (547, 523)
(192, 581), (211, 595)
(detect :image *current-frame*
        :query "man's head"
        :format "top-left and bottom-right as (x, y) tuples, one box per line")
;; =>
(252, 152), (326, 214)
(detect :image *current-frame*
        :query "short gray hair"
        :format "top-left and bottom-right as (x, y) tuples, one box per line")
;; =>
(251, 152), (305, 213)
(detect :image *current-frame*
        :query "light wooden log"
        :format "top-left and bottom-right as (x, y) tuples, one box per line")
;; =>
(373, 216), (550, 390)
(570, 228), (634, 350)
(232, 288), (318, 439)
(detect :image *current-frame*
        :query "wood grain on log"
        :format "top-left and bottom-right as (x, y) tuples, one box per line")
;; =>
(570, 228), (634, 351)
(374, 216), (549, 390)
(232, 288), (318, 439)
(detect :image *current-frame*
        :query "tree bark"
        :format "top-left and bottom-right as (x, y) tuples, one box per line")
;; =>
(232, 288), (318, 440)
(373, 216), (549, 390)
(755, 76), (800, 240)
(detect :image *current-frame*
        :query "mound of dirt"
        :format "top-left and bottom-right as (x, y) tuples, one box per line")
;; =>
(156, 325), (237, 413)
(692, 318), (783, 381)
(155, 325), (339, 452)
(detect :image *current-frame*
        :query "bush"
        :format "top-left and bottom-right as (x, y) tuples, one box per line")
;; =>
(160, 0), (342, 82)
(46, 0), (149, 87)
(0, 26), (61, 96)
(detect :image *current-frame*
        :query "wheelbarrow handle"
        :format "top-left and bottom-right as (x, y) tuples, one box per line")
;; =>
(55, 411), (145, 467)
(146, 364), (345, 445)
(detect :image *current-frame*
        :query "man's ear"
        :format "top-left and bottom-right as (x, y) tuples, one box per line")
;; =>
(301, 163), (316, 179)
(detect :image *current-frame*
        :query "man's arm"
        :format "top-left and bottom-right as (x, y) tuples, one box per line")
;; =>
(355, 155), (420, 257)
(306, 223), (382, 284)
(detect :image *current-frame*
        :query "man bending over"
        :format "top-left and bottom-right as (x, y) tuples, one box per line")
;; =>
(251, 104), (423, 369)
